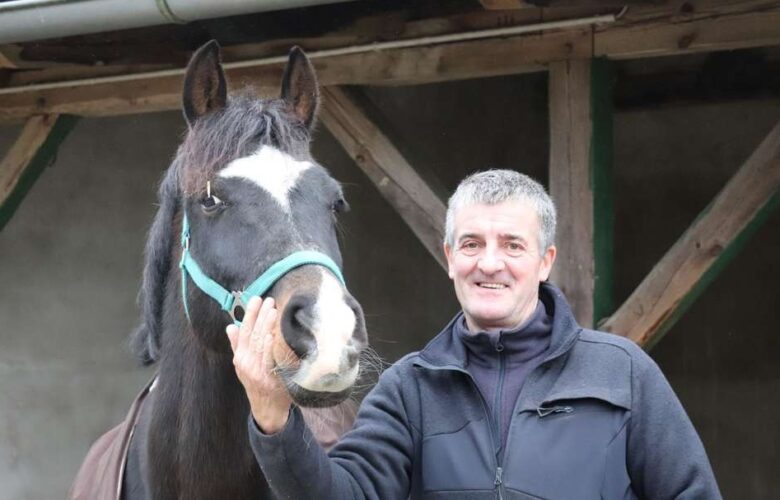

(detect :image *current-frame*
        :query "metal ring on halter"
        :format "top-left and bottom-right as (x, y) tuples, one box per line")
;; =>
(229, 291), (247, 323)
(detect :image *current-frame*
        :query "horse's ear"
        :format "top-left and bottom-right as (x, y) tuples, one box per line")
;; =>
(129, 165), (180, 365)
(182, 40), (227, 127)
(280, 46), (319, 130)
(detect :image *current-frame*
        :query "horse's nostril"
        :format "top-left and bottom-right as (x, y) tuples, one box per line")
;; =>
(281, 294), (317, 359)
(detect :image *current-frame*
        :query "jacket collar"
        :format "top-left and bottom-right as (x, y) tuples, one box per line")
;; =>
(416, 282), (581, 370)
(456, 301), (550, 368)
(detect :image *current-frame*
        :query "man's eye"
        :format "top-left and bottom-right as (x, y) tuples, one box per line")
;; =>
(459, 241), (480, 255)
(505, 242), (524, 254)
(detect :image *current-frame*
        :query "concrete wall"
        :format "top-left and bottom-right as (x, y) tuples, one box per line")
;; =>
(0, 115), (177, 499)
(0, 75), (777, 498)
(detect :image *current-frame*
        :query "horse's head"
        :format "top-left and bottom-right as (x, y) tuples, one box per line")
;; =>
(131, 41), (367, 408)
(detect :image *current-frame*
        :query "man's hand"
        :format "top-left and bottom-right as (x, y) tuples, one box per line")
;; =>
(226, 296), (293, 434)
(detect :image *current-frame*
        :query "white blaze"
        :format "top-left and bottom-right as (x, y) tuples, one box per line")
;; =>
(295, 269), (359, 392)
(219, 145), (312, 212)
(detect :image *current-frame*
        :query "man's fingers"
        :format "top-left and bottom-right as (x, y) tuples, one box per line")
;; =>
(250, 297), (275, 351)
(226, 324), (239, 353)
(261, 330), (276, 373)
(253, 297), (276, 337)
(236, 296), (262, 354)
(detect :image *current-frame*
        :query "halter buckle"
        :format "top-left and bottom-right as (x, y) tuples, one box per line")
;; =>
(229, 291), (247, 323)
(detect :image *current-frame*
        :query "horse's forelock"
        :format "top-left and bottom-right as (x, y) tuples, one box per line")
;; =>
(177, 92), (313, 197)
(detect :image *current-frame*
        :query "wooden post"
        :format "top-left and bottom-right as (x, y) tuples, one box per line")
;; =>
(601, 120), (780, 349)
(320, 87), (448, 269)
(0, 114), (78, 231)
(548, 58), (614, 328)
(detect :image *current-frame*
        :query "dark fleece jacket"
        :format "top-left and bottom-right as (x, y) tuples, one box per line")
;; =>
(249, 282), (721, 500)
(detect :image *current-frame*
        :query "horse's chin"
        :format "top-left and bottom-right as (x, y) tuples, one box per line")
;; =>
(287, 383), (353, 408)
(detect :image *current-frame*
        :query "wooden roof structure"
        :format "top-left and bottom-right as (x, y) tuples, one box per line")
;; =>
(1, 0), (779, 350)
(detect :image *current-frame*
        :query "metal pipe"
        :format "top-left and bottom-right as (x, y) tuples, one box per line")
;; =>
(0, 0), (358, 44)
(0, 12), (619, 96)
(0, 0), (79, 14)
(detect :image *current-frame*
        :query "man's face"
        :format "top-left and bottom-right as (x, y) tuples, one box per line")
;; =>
(444, 200), (556, 332)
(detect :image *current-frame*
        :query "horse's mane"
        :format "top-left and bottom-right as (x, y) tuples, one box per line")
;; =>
(129, 91), (313, 365)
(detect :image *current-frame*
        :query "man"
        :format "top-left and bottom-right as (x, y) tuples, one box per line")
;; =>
(228, 170), (721, 499)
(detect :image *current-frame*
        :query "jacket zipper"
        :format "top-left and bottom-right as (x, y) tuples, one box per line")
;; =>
(493, 335), (506, 449)
(494, 466), (504, 500)
(414, 363), (503, 498)
(494, 335), (506, 499)
(497, 332), (580, 497)
(413, 327), (580, 499)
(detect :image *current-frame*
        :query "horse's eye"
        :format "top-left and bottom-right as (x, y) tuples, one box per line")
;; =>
(201, 195), (225, 214)
(331, 198), (348, 214)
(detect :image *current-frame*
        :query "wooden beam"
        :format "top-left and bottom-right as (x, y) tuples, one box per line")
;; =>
(589, 58), (615, 325)
(0, 2), (778, 122)
(595, 10), (780, 59)
(320, 87), (448, 269)
(480, 0), (655, 6)
(601, 120), (780, 348)
(0, 28), (592, 123)
(1, 6), (559, 88)
(479, 0), (528, 8)
(548, 58), (614, 328)
(0, 48), (16, 69)
(0, 114), (79, 231)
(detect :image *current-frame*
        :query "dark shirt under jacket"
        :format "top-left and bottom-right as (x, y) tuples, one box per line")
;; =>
(456, 300), (551, 454)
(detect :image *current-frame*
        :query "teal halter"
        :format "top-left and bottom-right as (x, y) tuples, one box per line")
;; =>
(179, 213), (345, 325)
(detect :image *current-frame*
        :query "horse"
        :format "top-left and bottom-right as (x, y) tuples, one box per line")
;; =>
(69, 40), (369, 500)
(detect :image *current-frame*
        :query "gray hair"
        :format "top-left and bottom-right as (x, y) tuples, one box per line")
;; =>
(444, 169), (557, 253)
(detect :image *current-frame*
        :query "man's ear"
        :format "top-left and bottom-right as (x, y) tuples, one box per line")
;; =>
(443, 242), (455, 279)
(540, 245), (557, 281)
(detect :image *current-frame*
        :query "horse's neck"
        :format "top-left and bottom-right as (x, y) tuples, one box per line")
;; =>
(147, 324), (269, 499)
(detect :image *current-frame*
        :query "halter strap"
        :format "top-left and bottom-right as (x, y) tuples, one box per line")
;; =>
(179, 214), (345, 325)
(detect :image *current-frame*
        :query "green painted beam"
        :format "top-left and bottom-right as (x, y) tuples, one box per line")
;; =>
(602, 119), (780, 349)
(641, 189), (780, 351)
(548, 58), (614, 328)
(0, 114), (79, 232)
(590, 58), (615, 327)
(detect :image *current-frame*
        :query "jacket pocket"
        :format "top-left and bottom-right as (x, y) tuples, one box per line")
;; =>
(502, 398), (631, 500)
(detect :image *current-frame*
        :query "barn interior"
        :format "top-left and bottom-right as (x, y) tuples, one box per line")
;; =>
(0, 0), (778, 498)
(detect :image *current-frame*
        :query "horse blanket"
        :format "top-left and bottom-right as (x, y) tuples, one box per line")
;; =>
(68, 376), (356, 500)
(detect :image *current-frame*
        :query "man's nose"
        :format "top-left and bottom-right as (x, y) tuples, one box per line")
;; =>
(477, 247), (506, 274)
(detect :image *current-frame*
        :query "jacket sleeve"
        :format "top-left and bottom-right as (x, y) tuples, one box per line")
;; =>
(626, 352), (721, 499)
(248, 363), (416, 500)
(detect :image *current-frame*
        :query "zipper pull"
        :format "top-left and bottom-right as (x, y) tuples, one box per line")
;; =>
(537, 405), (574, 418)
(494, 466), (503, 487)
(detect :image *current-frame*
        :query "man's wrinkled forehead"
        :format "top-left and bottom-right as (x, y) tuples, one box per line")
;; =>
(451, 199), (541, 238)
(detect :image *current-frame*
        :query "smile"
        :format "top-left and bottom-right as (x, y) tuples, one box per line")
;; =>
(477, 282), (508, 289)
